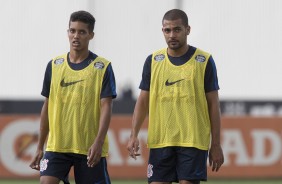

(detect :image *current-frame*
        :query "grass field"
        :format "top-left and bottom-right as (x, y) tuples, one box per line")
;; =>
(0, 180), (282, 184)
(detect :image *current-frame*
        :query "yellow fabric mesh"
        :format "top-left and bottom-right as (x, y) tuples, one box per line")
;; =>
(148, 48), (211, 150)
(47, 53), (110, 156)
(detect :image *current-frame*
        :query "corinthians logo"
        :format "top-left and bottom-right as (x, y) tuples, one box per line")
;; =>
(154, 54), (165, 62)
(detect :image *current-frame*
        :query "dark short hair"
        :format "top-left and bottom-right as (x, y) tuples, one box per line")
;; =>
(162, 9), (189, 27)
(69, 10), (96, 32)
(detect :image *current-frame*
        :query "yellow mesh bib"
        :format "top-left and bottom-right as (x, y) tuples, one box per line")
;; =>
(47, 53), (110, 156)
(148, 48), (211, 150)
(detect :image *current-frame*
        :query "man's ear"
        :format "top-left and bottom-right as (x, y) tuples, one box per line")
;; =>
(186, 26), (191, 35)
(90, 32), (95, 39)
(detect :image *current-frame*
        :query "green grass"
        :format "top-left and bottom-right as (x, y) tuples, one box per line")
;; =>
(0, 180), (282, 184)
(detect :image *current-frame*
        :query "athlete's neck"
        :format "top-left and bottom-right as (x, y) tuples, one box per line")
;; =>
(167, 45), (189, 57)
(69, 50), (89, 64)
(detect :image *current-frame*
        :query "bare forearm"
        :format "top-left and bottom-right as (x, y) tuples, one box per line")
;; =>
(209, 102), (221, 146)
(95, 97), (112, 144)
(206, 91), (221, 146)
(37, 98), (49, 150)
(131, 90), (149, 138)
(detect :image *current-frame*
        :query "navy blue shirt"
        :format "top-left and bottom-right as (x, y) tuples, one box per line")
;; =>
(139, 46), (219, 92)
(41, 51), (117, 99)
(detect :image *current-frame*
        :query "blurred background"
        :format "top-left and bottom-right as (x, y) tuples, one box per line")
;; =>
(0, 0), (282, 183)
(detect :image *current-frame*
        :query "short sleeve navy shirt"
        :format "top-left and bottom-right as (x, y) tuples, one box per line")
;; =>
(41, 51), (117, 99)
(139, 46), (219, 93)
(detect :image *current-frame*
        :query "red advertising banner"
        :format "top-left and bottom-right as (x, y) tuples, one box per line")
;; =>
(0, 115), (282, 179)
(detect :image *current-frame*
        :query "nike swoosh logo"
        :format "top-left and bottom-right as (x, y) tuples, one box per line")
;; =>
(165, 79), (185, 86)
(60, 78), (84, 87)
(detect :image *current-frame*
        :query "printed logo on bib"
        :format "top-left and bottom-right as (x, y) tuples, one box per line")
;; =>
(54, 58), (64, 65)
(195, 55), (206, 62)
(154, 54), (165, 62)
(165, 79), (185, 86)
(60, 78), (84, 87)
(94, 61), (105, 69)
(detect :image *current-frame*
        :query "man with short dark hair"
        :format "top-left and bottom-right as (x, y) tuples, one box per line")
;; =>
(30, 10), (116, 184)
(127, 9), (224, 184)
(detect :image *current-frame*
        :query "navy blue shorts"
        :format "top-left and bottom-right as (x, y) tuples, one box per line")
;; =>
(147, 147), (208, 183)
(40, 151), (111, 184)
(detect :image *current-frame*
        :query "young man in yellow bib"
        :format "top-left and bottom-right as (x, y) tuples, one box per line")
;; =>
(30, 10), (116, 184)
(127, 9), (224, 184)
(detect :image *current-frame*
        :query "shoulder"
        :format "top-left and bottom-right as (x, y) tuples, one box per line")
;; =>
(193, 48), (212, 64)
(46, 60), (52, 71)
(89, 51), (110, 70)
(51, 53), (68, 65)
(105, 63), (114, 73)
(94, 56), (111, 68)
(151, 48), (167, 63)
(142, 54), (153, 71)
(146, 54), (153, 63)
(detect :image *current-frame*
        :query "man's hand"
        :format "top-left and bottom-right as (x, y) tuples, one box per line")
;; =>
(127, 136), (140, 160)
(87, 141), (103, 167)
(209, 144), (224, 172)
(29, 149), (44, 171)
